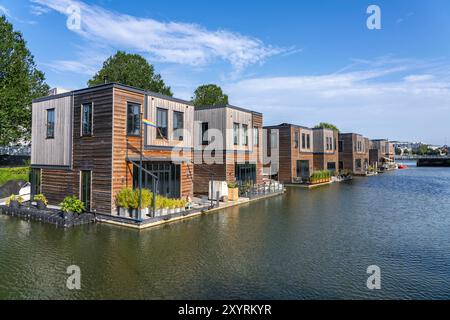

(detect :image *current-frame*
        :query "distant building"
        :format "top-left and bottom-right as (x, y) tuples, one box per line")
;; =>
(338, 133), (369, 175)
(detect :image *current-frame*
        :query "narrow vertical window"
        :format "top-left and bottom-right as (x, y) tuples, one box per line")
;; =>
(253, 127), (259, 147)
(242, 124), (249, 146)
(201, 122), (209, 146)
(173, 111), (184, 141)
(302, 133), (306, 149)
(294, 131), (299, 149)
(81, 103), (93, 136)
(46, 108), (55, 139)
(127, 103), (141, 136)
(156, 108), (168, 139)
(31, 168), (41, 196)
(233, 123), (240, 146)
(81, 171), (91, 212)
(307, 134), (311, 149)
(338, 140), (343, 152)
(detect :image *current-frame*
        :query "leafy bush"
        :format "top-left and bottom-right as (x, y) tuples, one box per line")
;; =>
(33, 194), (48, 206)
(60, 196), (85, 214)
(115, 188), (133, 209)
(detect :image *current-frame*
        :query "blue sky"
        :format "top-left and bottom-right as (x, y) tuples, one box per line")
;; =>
(1, 0), (450, 145)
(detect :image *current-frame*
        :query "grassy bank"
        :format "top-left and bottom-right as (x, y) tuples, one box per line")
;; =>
(0, 167), (30, 186)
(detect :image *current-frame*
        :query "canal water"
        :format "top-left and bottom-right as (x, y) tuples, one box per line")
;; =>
(1, 162), (450, 299)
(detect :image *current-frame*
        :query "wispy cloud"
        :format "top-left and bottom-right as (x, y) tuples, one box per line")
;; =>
(31, 0), (286, 73)
(30, 4), (51, 16)
(0, 5), (10, 16)
(224, 58), (450, 144)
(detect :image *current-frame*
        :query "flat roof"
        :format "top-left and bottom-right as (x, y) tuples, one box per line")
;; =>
(263, 123), (312, 130)
(194, 104), (263, 116)
(32, 82), (194, 106)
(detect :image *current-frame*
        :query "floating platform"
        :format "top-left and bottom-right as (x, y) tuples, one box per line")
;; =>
(0, 205), (96, 228)
(285, 181), (333, 189)
(417, 158), (450, 167)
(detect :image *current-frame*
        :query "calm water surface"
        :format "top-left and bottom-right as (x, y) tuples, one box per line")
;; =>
(1, 162), (450, 299)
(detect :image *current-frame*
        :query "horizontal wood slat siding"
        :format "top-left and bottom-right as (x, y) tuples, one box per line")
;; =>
(73, 87), (113, 214)
(41, 169), (75, 205)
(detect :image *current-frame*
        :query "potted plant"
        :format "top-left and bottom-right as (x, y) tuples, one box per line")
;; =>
(60, 196), (85, 220)
(115, 188), (133, 217)
(228, 182), (239, 201)
(6, 195), (24, 209)
(34, 194), (48, 210)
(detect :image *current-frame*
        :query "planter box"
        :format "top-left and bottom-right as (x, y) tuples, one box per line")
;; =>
(228, 188), (239, 201)
(9, 200), (20, 209)
(36, 201), (47, 210)
(118, 207), (129, 217)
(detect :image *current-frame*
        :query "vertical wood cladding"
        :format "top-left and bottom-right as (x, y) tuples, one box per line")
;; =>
(313, 130), (339, 174)
(41, 169), (76, 205)
(73, 87), (114, 214)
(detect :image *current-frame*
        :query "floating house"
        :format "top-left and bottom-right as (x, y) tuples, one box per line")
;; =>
(31, 83), (195, 216)
(369, 139), (396, 168)
(338, 133), (370, 175)
(264, 123), (314, 184)
(193, 105), (263, 194)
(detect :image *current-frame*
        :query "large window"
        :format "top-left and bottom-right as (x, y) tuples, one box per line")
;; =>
(233, 123), (240, 146)
(133, 162), (181, 199)
(173, 111), (184, 141)
(201, 122), (209, 146)
(156, 108), (168, 140)
(81, 103), (93, 136)
(127, 103), (141, 136)
(46, 109), (55, 139)
(242, 124), (249, 146)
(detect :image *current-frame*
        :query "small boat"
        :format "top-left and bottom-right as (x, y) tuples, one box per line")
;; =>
(398, 164), (408, 170)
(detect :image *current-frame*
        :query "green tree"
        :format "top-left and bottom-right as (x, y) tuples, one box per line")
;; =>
(192, 84), (229, 107)
(0, 15), (49, 145)
(314, 122), (340, 133)
(88, 51), (172, 96)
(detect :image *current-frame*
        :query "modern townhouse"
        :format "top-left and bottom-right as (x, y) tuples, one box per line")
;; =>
(338, 133), (370, 175)
(193, 105), (263, 194)
(31, 83), (195, 217)
(312, 128), (339, 175)
(264, 123), (314, 184)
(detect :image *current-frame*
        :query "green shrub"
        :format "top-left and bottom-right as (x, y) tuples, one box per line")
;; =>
(116, 188), (133, 209)
(60, 196), (85, 214)
(33, 194), (48, 206)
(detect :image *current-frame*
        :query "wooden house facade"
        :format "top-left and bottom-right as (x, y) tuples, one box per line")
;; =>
(338, 133), (370, 175)
(31, 83), (195, 216)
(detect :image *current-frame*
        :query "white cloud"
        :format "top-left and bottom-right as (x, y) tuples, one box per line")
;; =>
(31, 0), (285, 72)
(224, 63), (450, 144)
